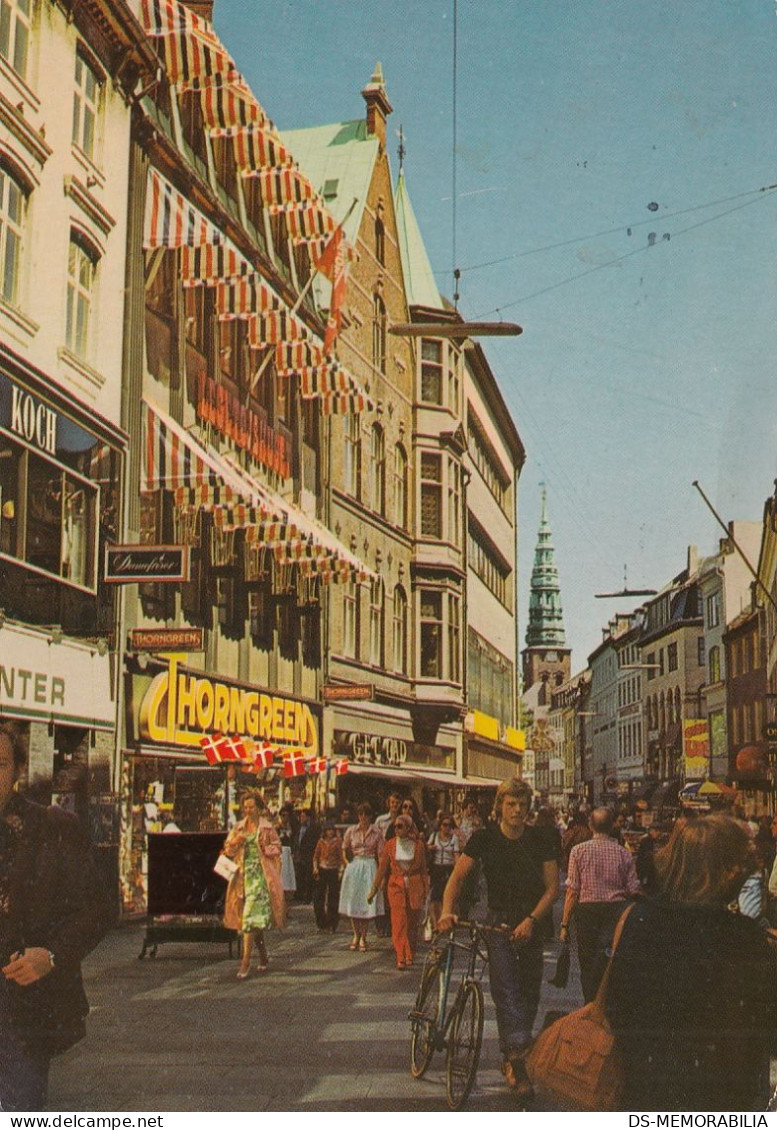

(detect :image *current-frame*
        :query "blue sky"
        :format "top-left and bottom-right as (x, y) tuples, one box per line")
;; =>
(215, 0), (777, 670)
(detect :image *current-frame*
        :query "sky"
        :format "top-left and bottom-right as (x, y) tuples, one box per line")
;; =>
(214, 0), (777, 672)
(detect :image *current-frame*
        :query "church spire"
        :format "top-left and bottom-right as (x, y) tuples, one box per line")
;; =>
(526, 486), (566, 648)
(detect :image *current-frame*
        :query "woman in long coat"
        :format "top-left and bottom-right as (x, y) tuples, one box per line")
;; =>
(369, 815), (429, 969)
(222, 790), (285, 979)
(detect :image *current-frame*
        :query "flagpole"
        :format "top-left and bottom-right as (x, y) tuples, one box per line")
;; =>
(249, 197), (358, 395)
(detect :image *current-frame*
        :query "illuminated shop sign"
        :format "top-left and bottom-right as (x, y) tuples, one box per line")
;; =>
(333, 730), (408, 767)
(138, 654), (319, 754)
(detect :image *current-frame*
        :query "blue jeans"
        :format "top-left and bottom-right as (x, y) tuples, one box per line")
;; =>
(485, 925), (545, 1057)
(0, 976), (50, 1111)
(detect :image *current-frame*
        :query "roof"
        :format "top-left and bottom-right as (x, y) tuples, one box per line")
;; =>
(394, 170), (443, 308)
(281, 120), (379, 247)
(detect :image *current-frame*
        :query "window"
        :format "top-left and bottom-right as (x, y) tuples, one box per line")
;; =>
(697, 636), (706, 667)
(646, 652), (656, 681)
(468, 411), (511, 512)
(667, 642), (678, 672)
(372, 292), (386, 374)
(65, 234), (97, 358)
(467, 628), (513, 721)
(0, 165), (25, 305)
(706, 592), (721, 629)
(72, 50), (101, 162)
(375, 216), (385, 265)
(420, 451), (442, 538)
(368, 579), (383, 667)
(0, 0), (30, 80)
(448, 593), (460, 684)
(392, 585), (407, 674)
(447, 457), (461, 547)
(343, 580), (358, 658)
(369, 424), (385, 515)
(658, 648), (665, 676)
(708, 645), (721, 684)
(419, 590), (443, 678)
(344, 414), (361, 497)
(393, 444), (408, 530)
(468, 517), (510, 606)
(421, 339), (443, 404)
(447, 347), (460, 413)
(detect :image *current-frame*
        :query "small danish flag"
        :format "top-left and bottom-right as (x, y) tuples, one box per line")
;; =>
(332, 758), (349, 775)
(282, 752), (307, 778)
(252, 743), (276, 771)
(218, 734), (248, 761)
(200, 732), (226, 764)
(307, 757), (328, 775)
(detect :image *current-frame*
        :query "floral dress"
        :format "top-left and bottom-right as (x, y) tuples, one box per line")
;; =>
(242, 834), (273, 930)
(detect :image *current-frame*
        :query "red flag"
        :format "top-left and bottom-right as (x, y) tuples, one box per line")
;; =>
(199, 732), (226, 764)
(218, 734), (248, 761)
(333, 758), (349, 776)
(307, 757), (328, 775)
(283, 752), (307, 778)
(251, 743), (275, 770)
(313, 227), (348, 353)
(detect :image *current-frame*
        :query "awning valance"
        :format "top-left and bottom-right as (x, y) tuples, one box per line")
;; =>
(144, 168), (224, 249)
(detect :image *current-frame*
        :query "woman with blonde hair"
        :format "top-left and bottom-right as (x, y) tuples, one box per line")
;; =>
(222, 790), (285, 979)
(606, 814), (777, 1111)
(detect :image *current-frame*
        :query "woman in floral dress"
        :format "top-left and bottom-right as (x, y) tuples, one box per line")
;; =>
(222, 790), (285, 979)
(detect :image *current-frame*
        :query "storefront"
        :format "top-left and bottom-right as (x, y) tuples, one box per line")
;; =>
(464, 709), (525, 790)
(121, 652), (322, 913)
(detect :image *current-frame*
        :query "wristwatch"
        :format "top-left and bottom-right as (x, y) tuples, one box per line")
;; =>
(527, 914), (538, 925)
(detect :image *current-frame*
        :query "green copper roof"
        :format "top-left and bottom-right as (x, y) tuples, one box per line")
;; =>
(394, 170), (443, 309)
(282, 120), (379, 247)
(526, 487), (567, 648)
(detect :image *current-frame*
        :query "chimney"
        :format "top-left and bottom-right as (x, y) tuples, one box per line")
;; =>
(361, 62), (393, 150)
(180, 1), (214, 19)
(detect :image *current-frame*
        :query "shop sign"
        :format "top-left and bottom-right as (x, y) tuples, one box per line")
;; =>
(130, 627), (204, 652)
(105, 545), (189, 583)
(333, 730), (407, 767)
(197, 374), (291, 479)
(137, 654), (319, 755)
(322, 684), (373, 702)
(0, 620), (114, 729)
(5, 384), (57, 454)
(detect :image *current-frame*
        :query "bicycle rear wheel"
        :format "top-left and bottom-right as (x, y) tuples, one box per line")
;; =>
(410, 950), (445, 1078)
(445, 979), (484, 1109)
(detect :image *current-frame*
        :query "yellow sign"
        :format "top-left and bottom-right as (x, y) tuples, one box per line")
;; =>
(138, 654), (319, 755)
(683, 718), (710, 777)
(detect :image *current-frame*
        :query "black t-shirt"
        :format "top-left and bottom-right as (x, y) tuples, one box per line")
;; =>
(464, 822), (556, 929)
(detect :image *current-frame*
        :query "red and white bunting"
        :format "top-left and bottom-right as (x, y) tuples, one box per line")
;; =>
(332, 758), (349, 775)
(181, 245), (257, 287)
(246, 310), (309, 347)
(215, 278), (282, 319)
(283, 753), (307, 779)
(210, 125), (292, 173)
(256, 166), (316, 208)
(219, 734), (249, 761)
(199, 732), (226, 764)
(307, 757), (328, 776)
(268, 201), (336, 244)
(251, 744), (276, 771)
(144, 168), (223, 249)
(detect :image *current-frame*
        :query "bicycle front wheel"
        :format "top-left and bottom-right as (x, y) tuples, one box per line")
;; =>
(410, 951), (445, 1078)
(445, 979), (484, 1110)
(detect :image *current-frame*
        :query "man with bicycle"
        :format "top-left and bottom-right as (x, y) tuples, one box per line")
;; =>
(438, 777), (559, 1099)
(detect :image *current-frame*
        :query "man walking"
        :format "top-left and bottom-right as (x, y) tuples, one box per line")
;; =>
(293, 808), (319, 903)
(560, 807), (641, 1003)
(439, 778), (559, 1098)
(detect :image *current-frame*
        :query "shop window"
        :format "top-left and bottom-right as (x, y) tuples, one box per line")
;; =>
(65, 232), (98, 359)
(421, 339), (443, 404)
(420, 451), (442, 538)
(392, 584), (407, 674)
(72, 48), (101, 163)
(344, 414), (361, 498)
(0, 438), (22, 556)
(393, 443), (408, 530)
(419, 589), (442, 678)
(372, 292), (387, 374)
(0, 0), (30, 80)
(368, 579), (383, 667)
(369, 423), (385, 515)
(0, 164), (26, 305)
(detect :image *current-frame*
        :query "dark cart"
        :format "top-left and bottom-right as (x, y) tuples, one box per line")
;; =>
(139, 832), (238, 959)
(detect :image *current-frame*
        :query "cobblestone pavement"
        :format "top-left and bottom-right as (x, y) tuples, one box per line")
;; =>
(48, 906), (584, 1112)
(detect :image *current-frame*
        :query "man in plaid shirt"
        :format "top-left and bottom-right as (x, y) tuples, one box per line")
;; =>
(560, 807), (641, 1002)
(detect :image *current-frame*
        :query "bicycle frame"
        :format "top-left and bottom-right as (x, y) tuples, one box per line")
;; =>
(426, 920), (498, 1052)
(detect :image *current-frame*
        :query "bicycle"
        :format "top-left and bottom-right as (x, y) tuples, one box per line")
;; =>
(408, 919), (509, 1110)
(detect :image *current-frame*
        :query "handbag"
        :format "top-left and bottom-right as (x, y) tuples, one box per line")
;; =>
(526, 904), (634, 1112)
(213, 853), (239, 881)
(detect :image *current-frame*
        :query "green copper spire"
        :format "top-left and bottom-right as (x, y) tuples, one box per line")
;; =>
(526, 486), (566, 647)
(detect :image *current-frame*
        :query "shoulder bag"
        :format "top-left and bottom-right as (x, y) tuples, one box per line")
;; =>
(525, 903), (634, 1112)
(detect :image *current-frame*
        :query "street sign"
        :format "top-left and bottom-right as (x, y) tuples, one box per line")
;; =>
(129, 627), (204, 652)
(322, 684), (374, 702)
(105, 545), (189, 584)
(765, 722), (777, 743)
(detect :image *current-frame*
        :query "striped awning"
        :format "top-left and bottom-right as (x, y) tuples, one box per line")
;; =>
(275, 340), (325, 372)
(180, 244), (257, 287)
(256, 166), (317, 208)
(130, 0), (220, 42)
(210, 124), (292, 173)
(246, 310), (309, 346)
(144, 168), (223, 249)
(199, 74), (270, 131)
(215, 278), (283, 318)
(268, 201), (336, 244)
(143, 400), (246, 496)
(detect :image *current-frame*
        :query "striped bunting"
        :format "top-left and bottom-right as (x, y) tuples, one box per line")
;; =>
(210, 124), (292, 173)
(256, 166), (317, 207)
(144, 168), (223, 249)
(246, 310), (309, 346)
(144, 403), (237, 493)
(199, 74), (270, 130)
(180, 244), (257, 287)
(268, 201), (336, 243)
(215, 279), (282, 318)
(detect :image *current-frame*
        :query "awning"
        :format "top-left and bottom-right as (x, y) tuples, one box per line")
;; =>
(343, 763), (503, 789)
(680, 779), (737, 800)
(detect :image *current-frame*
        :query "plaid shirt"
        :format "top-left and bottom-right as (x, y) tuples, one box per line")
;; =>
(566, 833), (641, 902)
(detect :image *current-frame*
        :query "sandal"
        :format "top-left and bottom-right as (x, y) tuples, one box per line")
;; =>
(237, 967), (251, 980)
(348, 939), (358, 950)
(358, 938), (368, 952)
